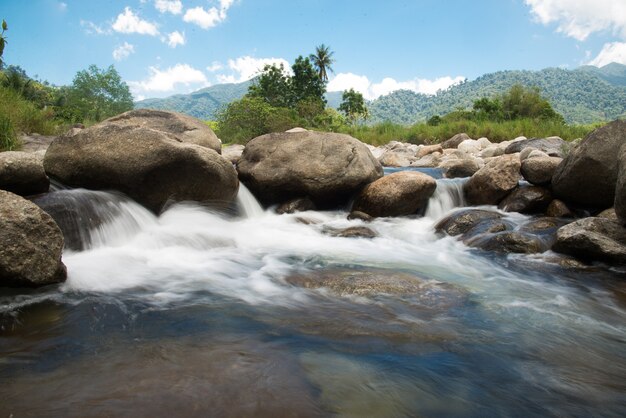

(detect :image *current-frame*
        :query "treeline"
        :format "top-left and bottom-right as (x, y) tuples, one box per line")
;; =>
(216, 45), (368, 143)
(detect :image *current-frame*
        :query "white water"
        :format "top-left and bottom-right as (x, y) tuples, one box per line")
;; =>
(425, 178), (467, 219)
(236, 183), (265, 218)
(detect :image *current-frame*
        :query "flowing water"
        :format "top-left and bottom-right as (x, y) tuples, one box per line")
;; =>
(1, 177), (626, 417)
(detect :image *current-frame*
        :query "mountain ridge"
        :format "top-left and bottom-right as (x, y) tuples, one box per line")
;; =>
(134, 63), (626, 125)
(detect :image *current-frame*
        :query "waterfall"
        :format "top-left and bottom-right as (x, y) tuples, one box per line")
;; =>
(424, 178), (468, 220)
(236, 183), (264, 218)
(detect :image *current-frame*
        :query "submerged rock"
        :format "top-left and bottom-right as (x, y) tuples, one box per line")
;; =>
(0, 190), (66, 287)
(276, 197), (316, 214)
(237, 131), (382, 208)
(552, 217), (626, 265)
(464, 155), (521, 205)
(466, 231), (547, 254)
(552, 120), (626, 209)
(435, 209), (504, 237)
(0, 151), (49, 196)
(347, 211), (374, 222)
(498, 185), (552, 214)
(325, 226), (378, 239)
(44, 110), (238, 213)
(351, 171), (436, 217)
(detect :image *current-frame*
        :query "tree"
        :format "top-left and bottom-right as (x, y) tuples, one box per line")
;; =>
(66, 65), (133, 122)
(309, 44), (335, 82)
(0, 19), (7, 69)
(339, 88), (368, 123)
(290, 56), (326, 106)
(500, 84), (563, 122)
(247, 63), (291, 108)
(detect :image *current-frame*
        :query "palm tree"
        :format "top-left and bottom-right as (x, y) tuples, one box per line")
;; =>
(309, 44), (335, 82)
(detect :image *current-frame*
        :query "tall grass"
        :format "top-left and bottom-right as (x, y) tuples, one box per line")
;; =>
(338, 119), (599, 146)
(0, 86), (57, 151)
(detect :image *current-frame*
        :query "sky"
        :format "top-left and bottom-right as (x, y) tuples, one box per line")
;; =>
(2, 0), (626, 101)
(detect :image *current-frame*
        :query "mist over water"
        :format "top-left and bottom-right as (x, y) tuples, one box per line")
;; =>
(2, 179), (626, 417)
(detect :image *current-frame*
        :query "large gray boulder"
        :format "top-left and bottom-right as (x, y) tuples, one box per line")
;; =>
(520, 156), (562, 186)
(497, 185), (552, 214)
(464, 155), (521, 205)
(552, 120), (626, 209)
(0, 190), (66, 287)
(0, 151), (49, 195)
(504, 136), (567, 157)
(615, 144), (626, 225)
(552, 217), (626, 264)
(44, 114), (238, 213)
(237, 131), (383, 207)
(104, 109), (222, 153)
(351, 171), (436, 217)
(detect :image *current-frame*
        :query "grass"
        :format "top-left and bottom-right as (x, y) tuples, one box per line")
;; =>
(338, 119), (600, 146)
(0, 86), (57, 151)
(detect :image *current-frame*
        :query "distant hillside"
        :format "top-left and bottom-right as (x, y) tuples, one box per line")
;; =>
(135, 63), (626, 125)
(368, 66), (626, 125)
(577, 63), (626, 87)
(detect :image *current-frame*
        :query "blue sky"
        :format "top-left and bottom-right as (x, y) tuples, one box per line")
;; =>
(2, 0), (626, 100)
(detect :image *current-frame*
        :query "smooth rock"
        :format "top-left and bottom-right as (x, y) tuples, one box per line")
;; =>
(467, 231), (547, 254)
(464, 155), (521, 205)
(552, 217), (626, 264)
(347, 211), (374, 222)
(416, 144), (443, 158)
(0, 151), (49, 196)
(552, 120), (626, 208)
(598, 208), (618, 221)
(457, 139), (480, 155)
(379, 150), (416, 167)
(222, 144), (245, 164)
(0, 190), (66, 287)
(351, 171), (436, 217)
(498, 185), (552, 214)
(410, 153), (441, 168)
(435, 209), (503, 237)
(441, 133), (472, 149)
(546, 199), (574, 218)
(326, 226), (378, 239)
(520, 156), (562, 186)
(44, 115), (238, 213)
(476, 137), (492, 149)
(237, 131), (382, 208)
(505, 136), (567, 157)
(276, 197), (316, 214)
(441, 159), (482, 179)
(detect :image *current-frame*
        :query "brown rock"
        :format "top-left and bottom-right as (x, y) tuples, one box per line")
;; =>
(520, 156), (562, 186)
(0, 151), (49, 195)
(464, 155), (521, 205)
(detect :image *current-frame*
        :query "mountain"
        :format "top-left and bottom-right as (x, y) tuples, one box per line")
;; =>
(576, 63), (626, 87)
(135, 64), (626, 125)
(368, 67), (626, 125)
(135, 80), (253, 120)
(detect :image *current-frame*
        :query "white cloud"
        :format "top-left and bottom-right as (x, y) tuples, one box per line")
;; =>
(524, 0), (626, 41)
(206, 61), (224, 72)
(112, 7), (159, 36)
(113, 42), (135, 61)
(183, 0), (235, 29)
(216, 56), (291, 83)
(128, 64), (209, 97)
(58, 2), (67, 11)
(166, 31), (185, 48)
(588, 41), (626, 66)
(80, 20), (110, 35)
(327, 73), (464, 100)
(155, 0), (183, 15)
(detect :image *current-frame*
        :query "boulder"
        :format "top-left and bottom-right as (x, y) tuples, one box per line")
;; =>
(519, 147), (538, 161)
(466, 231), (547, 254)
(497, 185), (552, 214)
(598, 208), (618, 221)
(44, 119), (238, 213)
(222, 144), (245, 164)
(552, 217), (626, 264)
(476, 137), (492, 149)
(552, 120), (626, 208)
(104, 109), (222, 153)
(237, 131), (382, 208)
(351, 171), (436, 217)
(0, 151), (49, 195)
(435, 209), (503, 237)
(480, 145), (505, 159)
(615, 144), (626, 225)
(416, 144), (443, 158)
(546, 199), (574, 218)
(457, 139), (480, 155)
(276, 197), (316, 214)
(0, 190), (66, 287)
(441, 159), (482, 178)
(441, 133), (471, 149)
(504, 136), (567, 157)
(464, 155), (521, 205)
(520, 156), (562, 186)
(410, 153), (441, 167)
(379, 149), (416, 167)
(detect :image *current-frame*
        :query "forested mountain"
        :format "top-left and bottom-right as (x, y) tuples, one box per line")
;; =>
(368, 66), (626, 124)
(135, 63), (626, 125)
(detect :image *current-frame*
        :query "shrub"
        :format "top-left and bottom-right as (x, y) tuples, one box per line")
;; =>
(0, 114), (18, 151)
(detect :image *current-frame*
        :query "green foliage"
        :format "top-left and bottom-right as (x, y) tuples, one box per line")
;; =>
(0, 86), (57, 148)
(427, 115), (442, 126)
(215, 96), (299, 144)
(338, 88), (368, 123)
(309, 44), (335, 82)
(65, 64), (133, 123)
(0, 19), (7, 69)
(247, 64), (291, 107)
(0, 113), (17, 151)
(290, 56), (326, 105)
